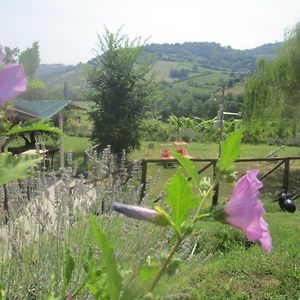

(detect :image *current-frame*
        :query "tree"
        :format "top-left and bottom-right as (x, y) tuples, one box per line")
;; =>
(19, 42), (40, 79)
(17, 79), (48, 100)
(244, 22), (300, 143)
(3, 46), (20, 63)
(88, 29), (157, 154)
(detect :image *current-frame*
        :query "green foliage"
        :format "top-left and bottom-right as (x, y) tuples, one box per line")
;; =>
(245, 22), (300, 143)
(218, 129), (243, 172)
(64, 110), (92, 138)
(165, 167), (197, 233)
(8, 119), (62, 136)
(63, 248), (75, 293)
(145, 42), (279, 71)
(90, 214), (122, 300)
(139, 114), (171, 141)
(0, 152), (42, 186)
(89, 28), (157, 153)
(171, 151), (199, 188)
(3, 46), (20, 64)
(19, 41), (40, 79)
(140, 257), (160, 283)
(17, 78), (48, 100)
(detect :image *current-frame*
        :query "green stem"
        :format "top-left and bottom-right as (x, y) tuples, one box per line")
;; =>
(192, 179), (218, 223)
(149, 237), (183, 293)
(148, 174), (220, 294)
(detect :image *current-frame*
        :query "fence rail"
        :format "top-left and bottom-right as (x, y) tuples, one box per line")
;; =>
(140, 156), (300, 204)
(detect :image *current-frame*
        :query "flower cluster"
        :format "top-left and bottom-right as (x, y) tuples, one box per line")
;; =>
(0, 47), (27, 105)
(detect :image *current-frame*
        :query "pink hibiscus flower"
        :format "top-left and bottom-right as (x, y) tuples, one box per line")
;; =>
(0, 47), (27, 105)
(224, 170), (272, 253)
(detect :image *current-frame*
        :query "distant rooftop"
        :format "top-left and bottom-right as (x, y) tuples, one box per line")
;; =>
(12, 99), (72, 119)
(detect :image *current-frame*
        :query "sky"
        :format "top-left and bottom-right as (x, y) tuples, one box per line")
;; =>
(1, 0), (299, 65)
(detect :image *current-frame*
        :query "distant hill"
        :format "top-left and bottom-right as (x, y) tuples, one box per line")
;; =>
(244, 43), (281, 59)
(144, 41), (281, 72)
(36, 63), (91, 88)
(35, 41), (281, 102)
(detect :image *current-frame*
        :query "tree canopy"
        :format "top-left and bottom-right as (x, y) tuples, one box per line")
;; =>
(244, 22), (300, 141)
(19, 42), (40, 79)
(88, 29), (157, 154)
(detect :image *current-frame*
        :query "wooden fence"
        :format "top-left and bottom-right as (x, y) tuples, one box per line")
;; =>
(139, 156), (300, 205)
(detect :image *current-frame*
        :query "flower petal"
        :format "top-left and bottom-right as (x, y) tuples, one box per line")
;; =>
(224, 170), (272, 252)
(0, 64), (27, 104)
(112, 202), (169, 226)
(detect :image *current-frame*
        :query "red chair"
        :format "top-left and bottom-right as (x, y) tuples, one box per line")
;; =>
(175, 148), (192, 159)
(161, 149), (174, 159)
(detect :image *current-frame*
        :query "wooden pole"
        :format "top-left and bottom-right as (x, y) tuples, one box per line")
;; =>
(3, 185), (9, 224)
(212, 162), (219, 206)
(140, 160), (148, 203)
(58, 110), (64, 169)
(282, 158), (290, 194)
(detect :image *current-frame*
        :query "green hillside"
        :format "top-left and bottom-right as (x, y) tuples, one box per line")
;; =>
(34, 41), (279, 119)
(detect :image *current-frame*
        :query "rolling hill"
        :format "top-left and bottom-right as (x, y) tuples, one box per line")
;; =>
(34, 41), (280, 118)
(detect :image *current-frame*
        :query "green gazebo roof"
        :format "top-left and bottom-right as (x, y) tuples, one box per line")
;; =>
(12, 100), (72, 119)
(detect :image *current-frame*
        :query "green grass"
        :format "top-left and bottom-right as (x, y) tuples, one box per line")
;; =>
(1, 139), (300, 299)
(63, 135), (90, 152)
(131, 141), (300, 204)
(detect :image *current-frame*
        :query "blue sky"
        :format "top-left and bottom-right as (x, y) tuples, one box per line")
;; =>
(1, 0), (299, 64)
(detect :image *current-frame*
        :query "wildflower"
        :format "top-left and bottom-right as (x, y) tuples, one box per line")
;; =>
(224, 170), (272, 253)
(112, 202), (169, 226)
(0, 47), (27, 104)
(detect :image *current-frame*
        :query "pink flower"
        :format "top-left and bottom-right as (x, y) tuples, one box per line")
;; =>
(0, 48), (27, 105)
(112, 202), (169, 226)
(224, 170), (272, 253)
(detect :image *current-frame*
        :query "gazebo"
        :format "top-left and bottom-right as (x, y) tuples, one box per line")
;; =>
(9, 99), (85, 168)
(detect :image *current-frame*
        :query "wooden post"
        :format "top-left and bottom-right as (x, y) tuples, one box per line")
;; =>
(212, 162), (219, 206)
(58, 110), (64, 169)
(282, 158), (290, 194)
(140, 160), (148, 203)
(3, 185), (9, 224)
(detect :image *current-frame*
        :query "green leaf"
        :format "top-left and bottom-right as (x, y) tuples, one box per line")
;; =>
(171, 151), (199, 188)
(154, 206), (172, 226)
(218, 129), (243, 172)
(0, 152), (42, 186)
(63, 248), (75, 291)
(0, 284), (5, 300)
(165, 168), (198, 231)
(139, 256), (160, 282)
(140, 264), (159, 283)
(84, 268), (106, 298)
(8, 119), (62, 136)
(90, 214), (122, 300)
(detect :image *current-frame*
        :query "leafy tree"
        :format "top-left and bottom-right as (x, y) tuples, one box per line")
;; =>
(245, 22), (300, 142)
(19, 42), (40, 79)
(17, 79), (48, 100)
(3, 46), (20, 63)
(88, 29), (157, 154)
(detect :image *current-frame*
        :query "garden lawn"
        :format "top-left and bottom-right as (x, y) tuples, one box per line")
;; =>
(130, 141), (300, 206)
